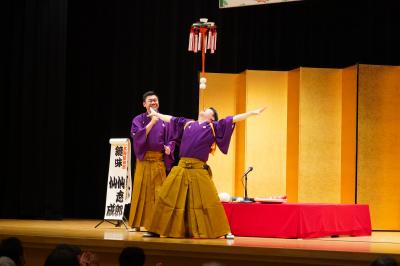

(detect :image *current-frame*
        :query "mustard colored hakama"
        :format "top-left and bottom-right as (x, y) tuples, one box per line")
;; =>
(148, 157), (231, 238)
(128, 151), (166, 229)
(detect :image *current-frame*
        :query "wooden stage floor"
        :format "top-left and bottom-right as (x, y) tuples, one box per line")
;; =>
(1, 219), (399, 266)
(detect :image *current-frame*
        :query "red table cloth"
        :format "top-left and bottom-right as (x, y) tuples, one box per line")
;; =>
(222, 202), (372, 239)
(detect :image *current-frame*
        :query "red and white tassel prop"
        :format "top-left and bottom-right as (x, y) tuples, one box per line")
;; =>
(188, 18), (218, 110)
(188, 25), (217, 55)
(188, 18), (217, 93)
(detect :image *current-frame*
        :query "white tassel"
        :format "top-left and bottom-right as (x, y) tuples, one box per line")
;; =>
(211, 31), (217, 53)
(188, 30), (193, 51)
(214, 32), (217, 50)
(207, 30), (212, 49)
(210, 32), (215, 53)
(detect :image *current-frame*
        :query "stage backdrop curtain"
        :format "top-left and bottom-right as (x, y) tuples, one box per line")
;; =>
(2, 0), (68, 219)
(2, 0), (400, 219)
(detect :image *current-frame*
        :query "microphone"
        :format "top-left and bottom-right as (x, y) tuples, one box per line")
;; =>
(241, 166), (254, 203)
(243, 166), (253, 176)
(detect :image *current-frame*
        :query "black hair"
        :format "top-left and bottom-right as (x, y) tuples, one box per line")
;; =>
(119, 246), (145, 266)
(0, 237), (24, 266)
(371, 256), (398, 266)
(209, 107), (219, 121)
(45, 248), (80, 266)
(55, 244), (81, 257)
(142, 91), (158, 102)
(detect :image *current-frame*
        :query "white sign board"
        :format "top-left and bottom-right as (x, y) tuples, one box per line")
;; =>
(219, 0), (302, 8)
(103, 138), (132, 220)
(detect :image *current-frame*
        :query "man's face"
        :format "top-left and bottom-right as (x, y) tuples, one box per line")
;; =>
(143, 95), (159, 112)
(199, 108), (215, 122)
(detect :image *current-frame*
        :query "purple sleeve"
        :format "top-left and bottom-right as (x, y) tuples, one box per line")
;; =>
(163, 122), (177, 172)
(130, 115), (146, 160)
(163, 117), (191, 171)
(169, 117), (193, 144)
(214, 116), (236, 154)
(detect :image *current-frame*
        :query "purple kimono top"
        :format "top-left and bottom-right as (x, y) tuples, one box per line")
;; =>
(130, 113), (176, 170)
(170, 116), (235, 162)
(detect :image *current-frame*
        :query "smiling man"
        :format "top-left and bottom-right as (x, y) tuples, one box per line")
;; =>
(128, 91), (175, 231)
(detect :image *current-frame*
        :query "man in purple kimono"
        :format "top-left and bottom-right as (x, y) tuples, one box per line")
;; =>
(144, 106), (265, 239)
(128, 91), (175, 231)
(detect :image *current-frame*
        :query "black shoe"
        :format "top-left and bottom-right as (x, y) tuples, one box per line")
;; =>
(143, 232), (160, 237)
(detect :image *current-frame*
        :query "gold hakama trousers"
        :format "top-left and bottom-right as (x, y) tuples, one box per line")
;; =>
(128, 151), (166, 229)
(148, 157), (231, 238)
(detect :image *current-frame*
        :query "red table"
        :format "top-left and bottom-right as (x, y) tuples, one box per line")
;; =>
(223, 202), (372, 239)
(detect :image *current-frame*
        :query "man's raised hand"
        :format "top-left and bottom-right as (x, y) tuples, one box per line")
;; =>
(147, 107), (158, 117)
(252, 106), (267, 115)
(164, 145), (171, 155)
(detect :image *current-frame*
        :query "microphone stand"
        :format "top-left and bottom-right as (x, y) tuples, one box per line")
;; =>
(242, 172), (254, 203)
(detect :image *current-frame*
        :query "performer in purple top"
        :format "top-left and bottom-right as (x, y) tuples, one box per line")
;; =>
(144, 106), (265, 239)
(128, 91), (175, 231)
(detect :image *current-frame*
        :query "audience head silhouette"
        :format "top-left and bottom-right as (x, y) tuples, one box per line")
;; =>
(372, 256), (398, 266)
(45, 244), (80, 266)
(119, 247), (145, 266)
(0, 237), (25, 266)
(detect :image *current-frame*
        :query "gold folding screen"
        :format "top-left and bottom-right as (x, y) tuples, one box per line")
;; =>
(357, 65), (400, 230)
(297, 68), (343, 203)
(245, 70), (288, 198)
(201, 64), (400, 230)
